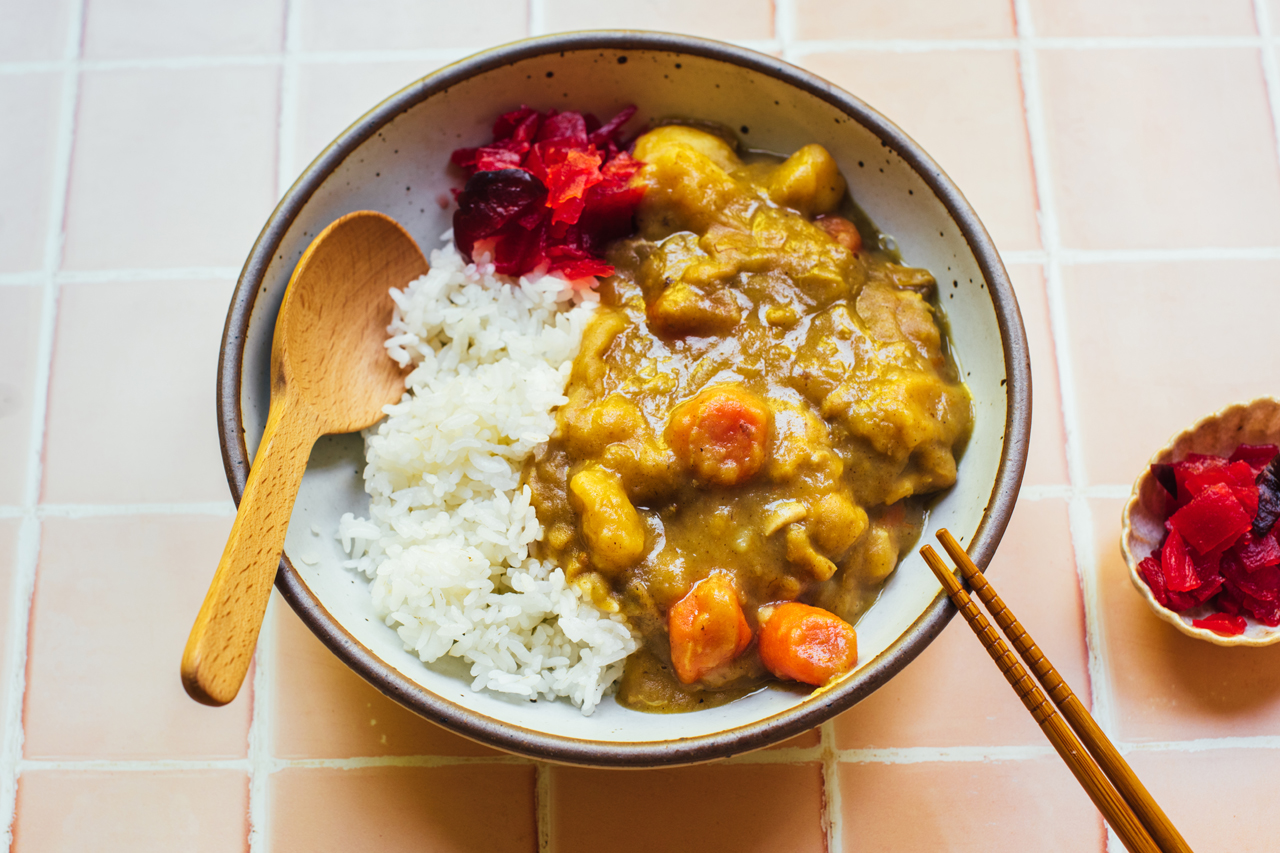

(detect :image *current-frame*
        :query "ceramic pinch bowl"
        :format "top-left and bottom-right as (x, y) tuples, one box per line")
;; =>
(1121, 397), (1280, 647)
(218, 31), (1032, 766)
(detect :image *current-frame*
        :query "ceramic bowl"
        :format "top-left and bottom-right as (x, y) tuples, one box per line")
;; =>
(1121, 398), (1280, 647)
(217, 32), (1031, 766)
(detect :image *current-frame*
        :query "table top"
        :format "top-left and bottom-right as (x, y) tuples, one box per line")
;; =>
(4, 0), (1280, 850)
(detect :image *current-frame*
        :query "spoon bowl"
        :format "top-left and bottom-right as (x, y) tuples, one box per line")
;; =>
(182, 210), (427, 706)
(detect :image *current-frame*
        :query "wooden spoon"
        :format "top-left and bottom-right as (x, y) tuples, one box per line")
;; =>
(182, 210), (428, 706)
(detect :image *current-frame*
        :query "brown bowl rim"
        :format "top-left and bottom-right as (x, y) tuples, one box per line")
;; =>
(216, 30), (1031, 767)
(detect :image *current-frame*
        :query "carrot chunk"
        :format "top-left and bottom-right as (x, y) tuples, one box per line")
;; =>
(815, 214), (863, 253)
(758, 602), (857, 686)
(668, 574), (753, 684)
(665, 384), (771, 487)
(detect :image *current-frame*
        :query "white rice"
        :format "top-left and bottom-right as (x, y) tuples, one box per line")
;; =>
(338, 237), (638, 714)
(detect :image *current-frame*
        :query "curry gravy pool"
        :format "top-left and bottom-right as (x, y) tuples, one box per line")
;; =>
(526, 126), (973, 712)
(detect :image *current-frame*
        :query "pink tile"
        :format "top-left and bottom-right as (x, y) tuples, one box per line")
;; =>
(1010, 264), (1068, 487)
(1062, 261), (1280, 487)
(802, 50), (1041, 255)
(42, 279), (235, 505)
(795, 0), (1014, 40)
(0, 0), (72, 61)
(0, 286), (42, 505)
(271, 602), (500, 758)
(83, 0), (285, 58)
(1030, 0), (1256, 36)
(836, 499), (1087, 748)
(1091, 498), (1280, 742)
(1124, 748), (1279, 852)
(838, 757), (1104, 852)
(24, 515), (251, 759)
(270, 765), (535, 852)
(300, 0), (526, 51)
(14, 770), (248, 852)
(293, 61), (443, 174)
(62, 66), (279, 271)
(553, 763), (824, 853)
(1040, 48), (1280, 251)
(0, 73), (62, 273)
(544, 0), (774, 41)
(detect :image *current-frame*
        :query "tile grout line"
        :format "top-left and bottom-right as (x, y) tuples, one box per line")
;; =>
(775, 0), (797, 64)
(1011, 3), (1119, 850)
(4, 34), (1279, 77)
(34, 502), (239, 518)
(819, 721), (842, 853)
(535, 761), (551, 853)
(1253, 0), (1280, 178)
(1, 2), (87, 847)
(246, 597), (275, 853)
(527, 0), (546, 38)
(275, 0), (302, 202)
(3, 730), (1275, 774)
(246, 3), (303, 851)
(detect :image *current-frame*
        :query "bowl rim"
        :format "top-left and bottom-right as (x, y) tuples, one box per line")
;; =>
(1120, 396), (1280, 648)
(216, 30), (1032, 766)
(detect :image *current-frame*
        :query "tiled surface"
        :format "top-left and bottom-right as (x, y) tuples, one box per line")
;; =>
(82, 0), (286, 58)
(270, 601), (499, 759)
(0, 287), (42, 505)
(5, 2), (1280, 851)
(552, 764), (825, 853)
(24, 516), (249, 759)
(300, 0), (527, 52)
(62, 66), (280, 271)
(42, 279), (236, 505)
(838, 757), (1104, 852)
(1028, 0), (1257, 36)
(1062, 260), (1280, 486)
(794, 0), (1015, 41)
(0, 73), (61, 274)
(1038, 47), (1280, 251)
(13, 770), (248, 851)
(269, 765), (536, 852)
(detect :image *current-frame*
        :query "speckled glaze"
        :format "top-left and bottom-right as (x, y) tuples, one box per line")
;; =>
(217, 31), (1031, 766)
(1121, 398), (1280, 648)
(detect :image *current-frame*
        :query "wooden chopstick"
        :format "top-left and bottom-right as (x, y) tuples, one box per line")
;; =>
(934, 529), (1193, 853)
(920, 543), (1163, 853)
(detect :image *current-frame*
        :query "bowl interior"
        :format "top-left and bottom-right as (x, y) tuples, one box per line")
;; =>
(224, 34), (1028, 763)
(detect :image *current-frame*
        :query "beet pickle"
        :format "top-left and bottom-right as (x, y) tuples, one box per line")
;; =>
(450, 105), (645, 284)
(1141, 443), (1280, 633)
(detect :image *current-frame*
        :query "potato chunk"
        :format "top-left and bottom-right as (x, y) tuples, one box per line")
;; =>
(766, 144), (846, 217)
(568, 467), (646, 574)
(668, 574), (753, 684)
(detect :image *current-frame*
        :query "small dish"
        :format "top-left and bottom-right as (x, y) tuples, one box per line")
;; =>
(1121, 397), (1280, 647)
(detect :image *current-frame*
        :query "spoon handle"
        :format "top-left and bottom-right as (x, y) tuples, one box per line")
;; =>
(182, 388), (321, 706)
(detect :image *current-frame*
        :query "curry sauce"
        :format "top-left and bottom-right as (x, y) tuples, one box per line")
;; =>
(525, 125), (972, 711)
